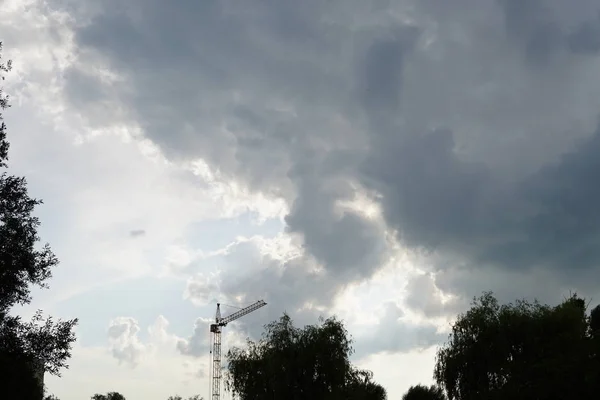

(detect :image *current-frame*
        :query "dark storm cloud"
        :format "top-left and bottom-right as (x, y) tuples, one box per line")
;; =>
(362, 128), (491, 250)
(482, 127), (600, 271)
(364, 119), (600, 276)
(66, 0), (352, 175)
(568, 17), (600, 54)
(50, 0), (600, 345)
(499, 0), (600, 64)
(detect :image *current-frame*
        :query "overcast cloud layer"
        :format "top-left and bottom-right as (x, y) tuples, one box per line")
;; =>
(59, 0), (600, 301)
(3, 0), (600, 398)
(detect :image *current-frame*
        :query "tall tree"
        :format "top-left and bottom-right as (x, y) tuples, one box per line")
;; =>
(402, 384), (446, 400)
(0, 42), (78, 396)
(589, 304), (600, 396)
(434, 292), (592, 400)
(226, 314), (386, 400)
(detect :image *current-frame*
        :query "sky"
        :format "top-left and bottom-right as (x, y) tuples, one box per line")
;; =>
(2, 0), (600, 399)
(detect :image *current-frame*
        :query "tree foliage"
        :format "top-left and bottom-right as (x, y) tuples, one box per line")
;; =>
(0, 310), (77, 375)
(225, 314), (386, 400)
(0, 40), (78, 397)
(434, 291), (597, 400)
(0, 349), (45, 399)
(402, 384), (446, 400)
(91, 392), (126, 400)
(591, 304), (600, 333)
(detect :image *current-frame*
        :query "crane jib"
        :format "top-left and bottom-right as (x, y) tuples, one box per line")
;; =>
(217, 299), (267, 326)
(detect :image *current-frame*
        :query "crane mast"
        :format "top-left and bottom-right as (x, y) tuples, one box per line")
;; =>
(210, 300), (267, 400)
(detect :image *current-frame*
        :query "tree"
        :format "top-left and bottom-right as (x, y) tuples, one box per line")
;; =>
(0, 41), (78, 397)
(345, 369), (387, 400)
(434, 292), (593, 400)
(591, 304), (600, 334)
(402, 384), (446, 400)
(0, 349), (45, 399)
(226, 314), (386, 400)
(91, 393), (126, 400)
(167, 396), (203, 400)
(589, 304), (600, 396)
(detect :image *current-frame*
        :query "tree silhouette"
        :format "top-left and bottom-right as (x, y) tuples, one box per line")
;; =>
(402, 384), (446, 400)
(226, 314), (386, 400)
(91, 392), (126, 400)
(591, 304), (600, 333)
(0, 42), (78, 398)
(434, 292), (593, 400)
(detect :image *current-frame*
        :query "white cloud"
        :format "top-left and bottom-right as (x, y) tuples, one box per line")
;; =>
(45, 316), (209, 400)
(107, 317), (147, 367)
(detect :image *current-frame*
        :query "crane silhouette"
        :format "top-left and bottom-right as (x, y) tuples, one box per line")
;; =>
(209, 300), (267, 400)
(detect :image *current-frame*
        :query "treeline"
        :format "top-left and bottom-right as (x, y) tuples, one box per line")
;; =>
(90, 394), (202, 400)
(47, 292), (600, 400)
(402, 292), (600, 400)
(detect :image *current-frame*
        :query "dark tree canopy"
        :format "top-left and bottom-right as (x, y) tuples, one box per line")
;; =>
(0, 40), (78, 395)
(0, 349), (45, 399)
(591, 304), (600, 333)
(402, 384), (446, 400)
(434, 292), (597, 400)
(91, 393), (127, 400)
(226, 314), (386, 400)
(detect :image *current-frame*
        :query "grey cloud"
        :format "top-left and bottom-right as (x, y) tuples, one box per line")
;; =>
(184, 276), (220, 306)
(364, 102), (600, 301)
(358, 26), (420, 119)
(568, 16), (600, 54)
(362, 127), (491, 250)
(51, 0), (600, 347)
(65, 0), (352, 172)
(285, 166), (388, 279)
(354, 302), (445, 359)
(177, 318), (211, 358)
(107, 317), (146, 367)
(499, 0), (600, 64)
(479, 126), (600, 272)
(216, 254), (336, 337)
(404, 273), (463, 318)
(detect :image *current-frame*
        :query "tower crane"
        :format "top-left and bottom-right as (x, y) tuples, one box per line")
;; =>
(209, 299), (267, 400)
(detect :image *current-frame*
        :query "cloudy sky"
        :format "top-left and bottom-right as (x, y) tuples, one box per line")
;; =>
(2, 0), (600, 398)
